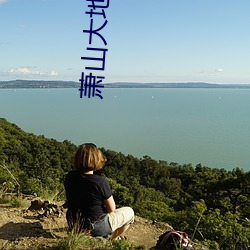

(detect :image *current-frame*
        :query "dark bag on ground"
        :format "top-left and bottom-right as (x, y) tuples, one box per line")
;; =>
(155, 230), (193, 250)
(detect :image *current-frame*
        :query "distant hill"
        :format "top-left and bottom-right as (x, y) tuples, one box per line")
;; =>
(104, 82), (250, 88)
(0, 80), (79, 88)
(1, 80), (250, 89)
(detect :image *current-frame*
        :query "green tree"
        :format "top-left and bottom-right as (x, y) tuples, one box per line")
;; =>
(220, 168), (250, 216)
(134, 201), (173, 222)
(106, 178), (134, 206)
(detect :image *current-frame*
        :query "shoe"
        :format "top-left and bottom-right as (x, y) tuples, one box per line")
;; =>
(115, 236), (127, 240)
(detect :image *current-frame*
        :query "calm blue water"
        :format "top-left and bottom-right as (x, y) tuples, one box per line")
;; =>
(0, 88), (250, 171)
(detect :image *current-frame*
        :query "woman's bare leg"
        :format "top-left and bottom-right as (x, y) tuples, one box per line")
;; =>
(111, 224), (131, 239)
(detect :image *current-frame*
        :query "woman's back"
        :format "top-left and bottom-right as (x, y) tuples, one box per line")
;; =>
(64, 170), (112, 218)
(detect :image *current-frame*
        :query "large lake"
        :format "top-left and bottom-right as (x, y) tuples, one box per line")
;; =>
(0, 88), (249, 171)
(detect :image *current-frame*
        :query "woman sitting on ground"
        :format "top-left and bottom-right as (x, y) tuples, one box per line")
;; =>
(64, 143), (134, 239)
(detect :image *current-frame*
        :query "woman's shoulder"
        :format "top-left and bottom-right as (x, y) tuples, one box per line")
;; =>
(90, 174), (109, 184)
(65, 170), (81, 180)
(66, 170), (78, 175)
(91, 174), (106, 181)
(65, 171), (107, 183)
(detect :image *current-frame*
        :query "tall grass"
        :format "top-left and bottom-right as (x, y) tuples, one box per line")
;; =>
(56, 228), (144, 250)
(57, 229), (94, 250)
(0, 194), (29, 208)
(10, 196), (29, 208)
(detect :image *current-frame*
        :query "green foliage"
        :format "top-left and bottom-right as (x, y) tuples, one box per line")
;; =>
(1, 117), (250, 247)
(1, 180), (15, 192)
(57, 231), (143, 250)
(21, 176), (64, 201)
(134, 201), (173, 222)
(166, 199), (250, 249)
(219, 168), (250, 217)
(133, 185), (170, 205)
(107, 178), (134, 206)
(0, 117), (76, 195)
(10, 196), (29, 208)
(200, 210), (250, 249)
(0, 195), (11, 204)
(107, 239), (133, 250)
(57, 230), (94, 250)
(105, 239), (144, 250)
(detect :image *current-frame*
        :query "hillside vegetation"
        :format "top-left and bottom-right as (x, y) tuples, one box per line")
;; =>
(0, 117), (249, 249)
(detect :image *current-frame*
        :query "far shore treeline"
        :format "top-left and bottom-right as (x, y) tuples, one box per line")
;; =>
(0, 117), (249, 249)
(1, 80), (250, 89)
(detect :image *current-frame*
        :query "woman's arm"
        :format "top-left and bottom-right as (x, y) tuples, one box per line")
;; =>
(104, 195), (116, 213)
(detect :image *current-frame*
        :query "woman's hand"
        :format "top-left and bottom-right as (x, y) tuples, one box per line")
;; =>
(104, 195), (116, 213)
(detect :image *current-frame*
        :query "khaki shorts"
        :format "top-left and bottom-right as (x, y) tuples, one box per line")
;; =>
(107, 207), (134, 232)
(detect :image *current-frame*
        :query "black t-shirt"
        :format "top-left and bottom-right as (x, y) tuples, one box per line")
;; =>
(64, 170), (112, 219)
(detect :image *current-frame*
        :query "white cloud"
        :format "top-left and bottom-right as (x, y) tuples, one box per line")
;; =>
(8, 67), (58, 78)
(214, 68), (223, 73)
(10, 68), (31, 74)
(50, 70), (58, 76)
(198, 68), (224, 75)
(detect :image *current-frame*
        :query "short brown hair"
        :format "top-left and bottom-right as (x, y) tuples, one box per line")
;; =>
(73, 143), (106, 172)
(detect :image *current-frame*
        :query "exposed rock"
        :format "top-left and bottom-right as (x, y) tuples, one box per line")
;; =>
(1, 200), (209, 250)
(28, 199), (64, 217)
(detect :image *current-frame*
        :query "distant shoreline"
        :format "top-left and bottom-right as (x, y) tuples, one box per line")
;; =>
(1, 80), (250, 89)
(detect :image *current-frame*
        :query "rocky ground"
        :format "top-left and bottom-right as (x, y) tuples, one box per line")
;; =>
(0, 199), (173, 250)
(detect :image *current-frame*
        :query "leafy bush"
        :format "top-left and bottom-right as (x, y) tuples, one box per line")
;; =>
(10, 196), (29, 208)
(133, 201), (173, 222)
(1, 117), (250, 247)
(0, 195), (12, 204)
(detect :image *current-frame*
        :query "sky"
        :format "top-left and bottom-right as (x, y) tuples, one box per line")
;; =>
(1, 0), (250, 84)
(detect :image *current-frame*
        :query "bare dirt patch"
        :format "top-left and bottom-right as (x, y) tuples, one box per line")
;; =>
(0, 202), (172, 249)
